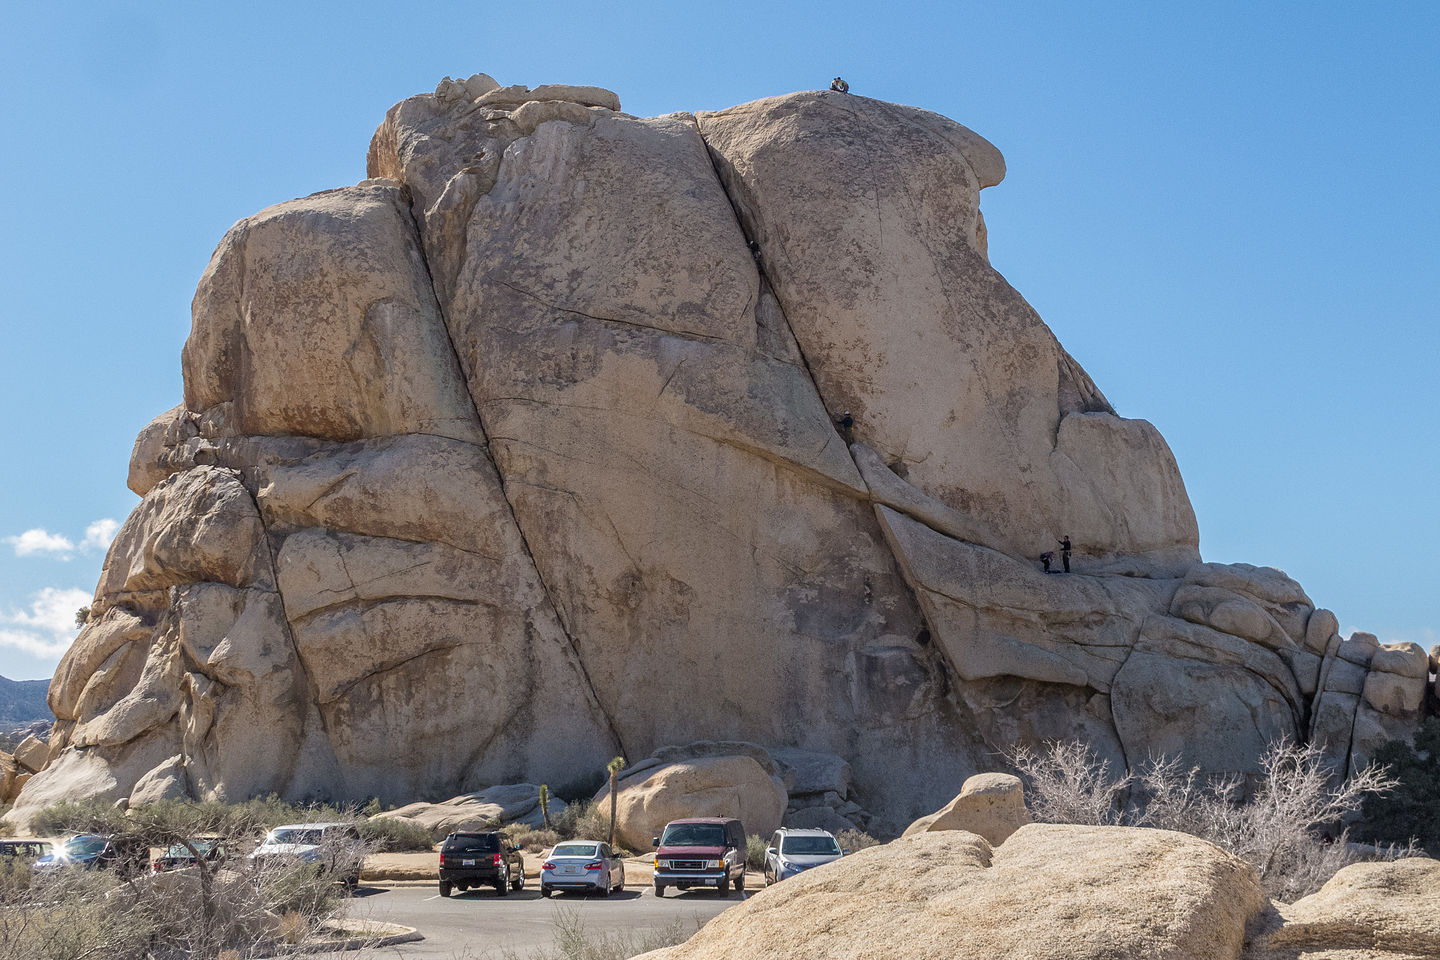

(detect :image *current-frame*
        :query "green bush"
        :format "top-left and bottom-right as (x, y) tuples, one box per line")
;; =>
(745, 834), (768, 869)
(1357, 717), (1440, 855)
(358, 817), (434, 852)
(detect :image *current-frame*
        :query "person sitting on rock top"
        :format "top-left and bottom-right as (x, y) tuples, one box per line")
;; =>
(1056, 536), (1072, 573)
(830, 77), (850, 94)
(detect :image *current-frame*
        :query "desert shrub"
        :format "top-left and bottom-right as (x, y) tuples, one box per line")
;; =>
(500, 909), (697, 960)
(552, 801), (610, 844)
(745, 834), (768, 868)
(357, 816), (433, 852)
(1355, 717), (1440, 855)
(502, 823), (560, 852)
(835, 828), (881, 853)
(1007, 738), (1401, 901)
(1008, 740), (1130, 825)
(29, 797), (128, 838)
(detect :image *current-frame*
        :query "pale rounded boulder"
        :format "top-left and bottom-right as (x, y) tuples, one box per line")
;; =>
(594, 756), (787, 851)
(1250, 858), (1440, 958)
(636, 825), (1266, 960)
(901, 772), (1031, 846)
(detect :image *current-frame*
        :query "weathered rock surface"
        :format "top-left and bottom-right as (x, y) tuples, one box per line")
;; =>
(12, 75), (1429, 830)
(638, 825), (1267, 960)
(1250, 858), (1440, 959)
(377, 784), (566, 841)
(902, 772), (1031, 845)
(594, 754), (787, 851)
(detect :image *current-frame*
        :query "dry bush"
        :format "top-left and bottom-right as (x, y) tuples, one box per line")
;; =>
(1007, 738), (1404, 901)
(358, 816), (434, 852)
(553, 802), (610, 844)
(1008, 739), (1130, 825)
(835, 829), (881, 853)
(502, 823), (561, 852)
(0, 801), (381, 960)
(497, 909), (698, 960)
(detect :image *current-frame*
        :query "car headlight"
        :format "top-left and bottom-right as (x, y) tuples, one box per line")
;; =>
(706, 859), (723, 869)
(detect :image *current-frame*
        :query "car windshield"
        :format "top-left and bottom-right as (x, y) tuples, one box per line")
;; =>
(551, 843), (600, 858)
(445, 834), (499, 853)
(268, 828), (322, 846)
(164, 840), (218, 858)
(63, 837), (108, 859)
(661, 824), (726, 847)
(781, 835), (841, 856)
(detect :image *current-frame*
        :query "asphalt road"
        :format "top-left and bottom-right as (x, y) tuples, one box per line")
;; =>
(338, 881), (745, 959)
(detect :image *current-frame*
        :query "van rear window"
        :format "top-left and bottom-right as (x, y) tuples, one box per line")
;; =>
(444, 834), (499, 853)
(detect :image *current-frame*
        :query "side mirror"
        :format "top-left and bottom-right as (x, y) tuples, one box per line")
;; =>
(652, 837), (660, 847)
(766, 847), (776, 855)
(842, 849), (851, 856)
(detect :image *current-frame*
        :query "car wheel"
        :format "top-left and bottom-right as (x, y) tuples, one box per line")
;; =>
(654, 882), (665, 898)
(736, 872), (745, 894)
(496, 880), (509, 897)
(717, 875), (730, 896)
(512, 869), (523, 891)
(597, 879), (610, 898)
(439, 881), (452, 898)
(541, 886), (552, 898)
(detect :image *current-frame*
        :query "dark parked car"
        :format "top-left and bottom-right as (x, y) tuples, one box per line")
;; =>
(33, 835), (148, 879)
(151, 837), (230, 874)
(652, 817), (746, 897)
(0, 840), (51, 863)
(438, 831), (524, 897)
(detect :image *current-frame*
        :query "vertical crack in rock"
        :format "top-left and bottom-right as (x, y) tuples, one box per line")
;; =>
(689, 113), (953, 707)
(239, 479), (337, 796)
(399, 186), (629, 761)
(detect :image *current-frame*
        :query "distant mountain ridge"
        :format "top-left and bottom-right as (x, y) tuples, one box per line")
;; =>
(0, 676), (52, 728)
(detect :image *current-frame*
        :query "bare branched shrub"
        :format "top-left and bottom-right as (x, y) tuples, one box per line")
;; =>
(1005, 738), (1405, 902)
(1008, 740), (1130, 825)
(0, 800), (381, 959)
(552, 801), (610, 843)
(502, 822), (560, 852)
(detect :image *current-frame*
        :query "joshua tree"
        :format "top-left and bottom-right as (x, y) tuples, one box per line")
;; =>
(606, 756), (626, 848)
(538, 784), (552, 831)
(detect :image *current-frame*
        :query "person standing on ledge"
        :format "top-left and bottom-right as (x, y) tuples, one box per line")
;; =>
(830, 77), (850, 94)
(1056, 536), (1072, 573)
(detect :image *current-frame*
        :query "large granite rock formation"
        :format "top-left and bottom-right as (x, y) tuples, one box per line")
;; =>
(9, 74), (1431, 830)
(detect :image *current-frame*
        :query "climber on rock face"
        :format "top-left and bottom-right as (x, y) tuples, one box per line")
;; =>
(1057, 536), (1072, 573)
(836, 410), (854, 441)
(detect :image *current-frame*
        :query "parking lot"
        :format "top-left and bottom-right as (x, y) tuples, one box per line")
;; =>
(338, 881), (743, 958)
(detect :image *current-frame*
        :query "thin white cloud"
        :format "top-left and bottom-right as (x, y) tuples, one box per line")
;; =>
(0, 586), (91, 664)
(0, 628), (73, 660)
(4, 528), (75, 559)
(80, 518), (119, 553)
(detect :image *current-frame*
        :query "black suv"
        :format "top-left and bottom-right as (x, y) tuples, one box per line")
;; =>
(438, 832), (524, 897)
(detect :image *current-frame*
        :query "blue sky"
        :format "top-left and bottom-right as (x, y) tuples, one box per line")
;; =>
(0, 1), (1435, 680)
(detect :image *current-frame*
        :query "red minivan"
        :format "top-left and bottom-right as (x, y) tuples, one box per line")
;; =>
(651, 817), (746, 897)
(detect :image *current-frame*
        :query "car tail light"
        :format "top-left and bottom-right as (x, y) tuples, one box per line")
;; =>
(492, 853), (502, 865)
(541, 861), (555, 870)
(152, 860), (163, 872)
(438, 854), (447, 867)
(584, 861), (603, 871)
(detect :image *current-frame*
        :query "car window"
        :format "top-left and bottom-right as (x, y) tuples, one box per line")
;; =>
(63, 837), (108, 859)
(445, 834), (500, 853)
(660, 823), (726, 846)
(551, 842), (601, 858)
(268, 828), (323, 846)
(781, 835), (842, 856)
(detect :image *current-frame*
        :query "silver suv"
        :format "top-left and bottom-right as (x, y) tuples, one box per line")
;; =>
(762, 828), (843, 885)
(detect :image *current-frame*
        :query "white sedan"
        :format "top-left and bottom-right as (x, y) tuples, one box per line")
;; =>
(539, 841), (626, 897)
